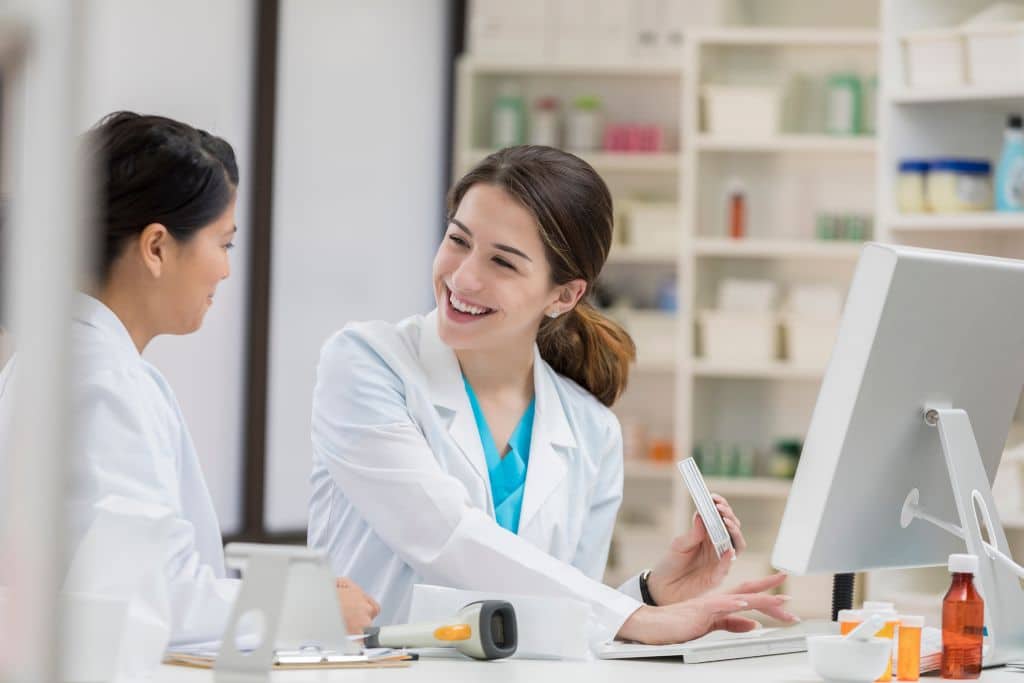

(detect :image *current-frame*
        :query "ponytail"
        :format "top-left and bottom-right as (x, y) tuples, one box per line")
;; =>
(537, 300), (635, 407)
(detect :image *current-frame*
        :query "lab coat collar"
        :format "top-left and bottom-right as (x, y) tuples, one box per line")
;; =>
(419, 310), (578, 529)
(420, 310), (491, 489)
(73, 292), (140, 359)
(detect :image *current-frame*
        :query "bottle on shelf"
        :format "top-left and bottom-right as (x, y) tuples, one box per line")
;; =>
(941, 553), (984, 680)
(995, 114), (1024, 212)
(825, 72), (862, 136)
(491, 81), (525, 149)
(528, 96), (560, 148)
(725, 178), (746, 239)
(566, 95), (602, 152)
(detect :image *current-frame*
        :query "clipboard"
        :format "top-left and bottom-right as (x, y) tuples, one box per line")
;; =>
(165, 649), (416, 670)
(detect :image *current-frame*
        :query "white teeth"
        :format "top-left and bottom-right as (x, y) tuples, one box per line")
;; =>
(449, 291), (490, 316)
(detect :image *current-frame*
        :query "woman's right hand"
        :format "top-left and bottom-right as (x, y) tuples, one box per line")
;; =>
(616, 579), (797, 645)
(335, 577), (381, 635)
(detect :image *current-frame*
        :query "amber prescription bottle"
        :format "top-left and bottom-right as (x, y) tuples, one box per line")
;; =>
(941, 553), (984, 680)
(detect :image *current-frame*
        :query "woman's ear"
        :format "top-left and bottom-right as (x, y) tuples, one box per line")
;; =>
(137, 223), (170, 278)
(546, 279), (587, 318)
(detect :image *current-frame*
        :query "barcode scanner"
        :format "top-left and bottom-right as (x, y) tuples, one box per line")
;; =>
(363, 600), (518, 661)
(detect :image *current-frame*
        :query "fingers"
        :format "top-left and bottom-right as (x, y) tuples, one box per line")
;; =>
(367, 595), (381, 619)
(723, 592), (791, 614)
(712, 495), (741, 529)
(718, 615), (761, 633)
(722, 516), (746, 554)
(758, 604), (801, 623)
(728, 572), (788, 595)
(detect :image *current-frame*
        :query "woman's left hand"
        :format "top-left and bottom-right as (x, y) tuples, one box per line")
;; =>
(646, 494), (747, 605)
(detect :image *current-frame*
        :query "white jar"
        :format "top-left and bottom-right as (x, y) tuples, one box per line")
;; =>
(926, 159), (993, 212)
(566, 95), (602, 152)
(896, 159), (929, 213)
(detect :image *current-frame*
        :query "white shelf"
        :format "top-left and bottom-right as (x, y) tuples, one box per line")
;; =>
(694, 134), (876, 154)
(624, 460), (675, 481)
(690, 27), (879, 47)
(890, 85), (1024, 105)
(704, 476), (792, 499)
(607, 246), (678, 265)
(464, 149), (680, 174)
(459, 56), (682, 77)
(693, 238), (864, 261)
(887, 213), (1024, 232)
(691, 359), (825, 381)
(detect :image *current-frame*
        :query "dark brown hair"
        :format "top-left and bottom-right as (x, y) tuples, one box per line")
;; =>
(83, 111), (239, 281)
(447, 145), (636, 407)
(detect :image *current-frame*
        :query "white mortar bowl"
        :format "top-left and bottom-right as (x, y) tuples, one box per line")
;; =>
(807, 634), (891, 683)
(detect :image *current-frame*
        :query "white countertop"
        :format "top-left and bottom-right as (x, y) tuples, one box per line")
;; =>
(156, 653), (1022, 682)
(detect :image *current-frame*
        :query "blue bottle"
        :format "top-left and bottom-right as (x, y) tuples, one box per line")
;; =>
(996, 114), (1024, 211)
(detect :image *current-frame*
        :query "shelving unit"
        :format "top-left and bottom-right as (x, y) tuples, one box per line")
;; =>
(866, 0), (1024, 621)
(456, 2), (1024, 620)
(690, 359), (825, 381)
(693, 238), (864, 260)
(606, 246), (679, 265)
(891, 85), (1024, 105)
(694, 134), (876, 154)
(888, 212), (1024, 231)
(676, 23), (879, 618)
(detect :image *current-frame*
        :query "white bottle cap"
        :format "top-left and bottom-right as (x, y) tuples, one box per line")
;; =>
(900, 615), (925, 628)
(862, 601), (896, 613)
(837, 609), (862, 622)
(949, 553), (979, 574)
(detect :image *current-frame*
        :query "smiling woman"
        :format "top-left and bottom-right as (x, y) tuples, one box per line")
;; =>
(308, 145), (797, 645)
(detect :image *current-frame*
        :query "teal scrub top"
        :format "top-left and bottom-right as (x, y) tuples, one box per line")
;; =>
(462, 376), (536, 534)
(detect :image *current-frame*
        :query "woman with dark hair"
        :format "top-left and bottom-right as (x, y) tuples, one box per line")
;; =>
(308, 146), (797, 645)
(0, 112), (378, 647)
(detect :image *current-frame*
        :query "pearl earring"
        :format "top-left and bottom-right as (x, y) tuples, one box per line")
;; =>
(547, 310), (560, 319)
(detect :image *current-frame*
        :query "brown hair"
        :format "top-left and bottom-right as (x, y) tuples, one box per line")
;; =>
(447, 145), (636, 407)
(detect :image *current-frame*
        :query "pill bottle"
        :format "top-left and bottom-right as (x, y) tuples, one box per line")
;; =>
(897, 615), (924, 681)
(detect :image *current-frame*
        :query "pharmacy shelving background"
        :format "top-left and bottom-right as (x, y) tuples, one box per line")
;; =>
(454, 0), (1024, 624)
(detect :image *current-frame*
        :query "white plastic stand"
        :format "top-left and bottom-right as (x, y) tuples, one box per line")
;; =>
(904, 407), (1024, 667)
(213, 543), (355, 680)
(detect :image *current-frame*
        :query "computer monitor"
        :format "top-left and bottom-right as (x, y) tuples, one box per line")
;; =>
(771, 243), (1024, 665)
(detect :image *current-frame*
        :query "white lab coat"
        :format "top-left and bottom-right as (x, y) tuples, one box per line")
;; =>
(308, 310), (643, 642)
(3, 294), (240, 647)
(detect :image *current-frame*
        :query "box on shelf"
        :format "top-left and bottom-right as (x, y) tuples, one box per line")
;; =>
(698, 310), (779, 364)
(963, 22), (1024, 86)
(781, 314), (839, 368)
(718, 278), (778, 313)
(702, 85), (781, 139)
(901, 28), (965, 89)
(467, 0), (550, 62)
(624, 201), (680, 252)
(626, 310), (677, 366)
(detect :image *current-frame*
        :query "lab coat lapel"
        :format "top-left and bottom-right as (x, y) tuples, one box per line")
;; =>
(518, 348), (577, 532)
(418, 311), (491, 492)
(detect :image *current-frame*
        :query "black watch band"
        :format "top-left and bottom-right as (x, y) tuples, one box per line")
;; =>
(639, 569), (658, 606)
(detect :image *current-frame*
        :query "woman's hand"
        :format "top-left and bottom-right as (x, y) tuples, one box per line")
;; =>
(335, 577), (381, 635)
(616, 576), (798, 645)
(646, 494), (747, 605)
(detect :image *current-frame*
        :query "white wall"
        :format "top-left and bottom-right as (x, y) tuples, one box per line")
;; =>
(78, 0), (255, 533)
(264, 1), (446, 531)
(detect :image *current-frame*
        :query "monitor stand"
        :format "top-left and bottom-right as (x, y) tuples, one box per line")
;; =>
(901, 406), (1024, 668)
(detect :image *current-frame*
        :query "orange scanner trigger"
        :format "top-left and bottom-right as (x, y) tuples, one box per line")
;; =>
(433, 624), (472, 641)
